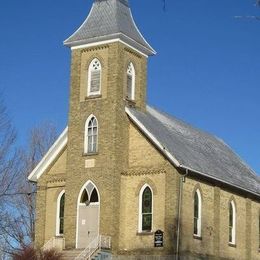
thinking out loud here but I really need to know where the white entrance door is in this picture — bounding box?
[77,182,100,249]
[78,205,99,248]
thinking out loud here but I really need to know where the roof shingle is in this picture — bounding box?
[126,106,260,196]
[64,0,155,55]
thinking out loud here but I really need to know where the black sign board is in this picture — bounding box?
[154,230,163,247]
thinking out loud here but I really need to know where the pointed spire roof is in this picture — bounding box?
[64,0,155,55]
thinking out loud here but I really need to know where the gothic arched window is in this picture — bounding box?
[56,190,65,236]
[80,183,99,206]
[88,58,101,96]
[126,62,135,100]
[194,189,202,237]
[139,185,153,232]
[229,200,236,244]
[84,115,98,154]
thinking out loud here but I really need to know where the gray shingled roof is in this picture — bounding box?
[127,106,260,196]
[64,0,155,55]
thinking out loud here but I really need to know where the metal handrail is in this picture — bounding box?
[75,235,111,260]
[42,236,65,251]
[42,237,55,251]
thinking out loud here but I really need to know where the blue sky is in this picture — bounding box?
[0,0,259,173]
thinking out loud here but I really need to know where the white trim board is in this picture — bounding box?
[70,38,150,58]
[28,127,68,182]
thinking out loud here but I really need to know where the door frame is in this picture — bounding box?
[76,180,100,249]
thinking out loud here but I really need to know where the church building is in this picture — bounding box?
[28,0,260,259]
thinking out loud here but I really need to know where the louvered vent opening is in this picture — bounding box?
[90,70,101,93]
[127,74,132,99]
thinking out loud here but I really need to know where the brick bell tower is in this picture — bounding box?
[63,0,155,250]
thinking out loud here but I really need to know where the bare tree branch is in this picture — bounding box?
[0,121,57,257]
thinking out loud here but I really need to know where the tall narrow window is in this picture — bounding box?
[126,62,135,100]
[229,200,236,244]
[88,58,101,96]
[56,191,65,236]
[139,185,152,232]
[84,115,98,154]
[194,189,202,237]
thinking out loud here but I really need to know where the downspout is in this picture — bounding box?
[176,168,188,260]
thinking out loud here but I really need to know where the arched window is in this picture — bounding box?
[80,183,99,205]
[194,189,202,237]
[229,200,236,244]
[84,115,98,154]
[139,185,153,232]
[88,58,101,96]
[56,190,65,236]
[126,62,135,100]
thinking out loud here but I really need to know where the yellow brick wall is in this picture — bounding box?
[118,120,177,255]
[119,173,166,253]
[46,148,67,176]
[34,39,260,259]
[128,123,167,168]
[218,190,247,259]
[44,184,65,243]
[34,148,67,247]
[79,47,109,101]
[64,42,148,250]
[251,201,260,260]
[180,177,260,259]
[181,178,215,256]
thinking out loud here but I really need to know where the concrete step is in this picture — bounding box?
[61,248,111,260]
[91,250,112,260]
[62,249,83,260]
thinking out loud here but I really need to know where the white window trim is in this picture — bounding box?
[127,62,135,100]
[194,189,202,237]
[87,58,101,96]
[56,190,65,236]
[229,200,236,245]
[76,180,100,249]
[84,114,98,154]
[138,184,153,233]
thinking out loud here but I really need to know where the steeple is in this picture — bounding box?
[64,0,155,56]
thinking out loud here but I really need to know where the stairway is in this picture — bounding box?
[61,248,111,260]
[91,250,112,260]
[61,249,83,260]
[61,235,111,260]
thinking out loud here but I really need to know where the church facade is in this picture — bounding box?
[28,0,260,259]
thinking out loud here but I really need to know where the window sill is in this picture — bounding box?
[136,231,154,236]
[193,235,202,240]
[228,243,236,248]
[85,94,102,100]
[82,152,98,157]
[55,235,64,238]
